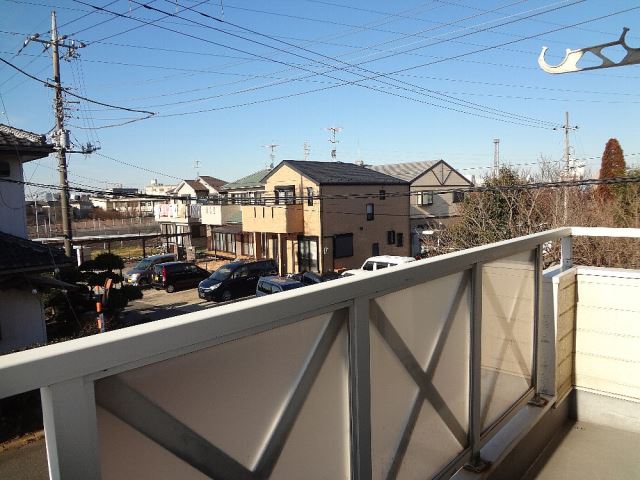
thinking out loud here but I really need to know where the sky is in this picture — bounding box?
[1,0,640,195]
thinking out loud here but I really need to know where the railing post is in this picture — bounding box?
[465,263,491,473]
[349,297,372,480]
[560,235,573,271]
[41,378,101,480]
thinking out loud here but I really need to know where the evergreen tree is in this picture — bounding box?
[596,138,626,201]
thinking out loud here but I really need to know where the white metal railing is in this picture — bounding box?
[1,227,638,479]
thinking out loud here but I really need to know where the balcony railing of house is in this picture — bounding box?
[154,203,201,222]
[200,204,242,226]
[0,227,638,479]
[241,203,304,234]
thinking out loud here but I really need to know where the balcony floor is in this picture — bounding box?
[530,421,640,480]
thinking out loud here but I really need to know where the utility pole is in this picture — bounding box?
[24,11,85,256]
[264,143,278,169]
[493,139,500,176]
[326,126,342,161]
[555,111,579,223]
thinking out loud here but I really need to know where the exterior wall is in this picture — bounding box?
[144,184,176,196]
[575,268,640,400]
[0,289,46,354]
[201,204,242,226]
[0,157,28,238]
[320,184,410,272]
[410,164,470,224]
[241,204,303,234]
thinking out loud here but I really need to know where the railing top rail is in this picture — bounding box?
[570,226,640,238]
[0,227,572,398]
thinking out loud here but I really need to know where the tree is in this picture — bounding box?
[596,138,626,201]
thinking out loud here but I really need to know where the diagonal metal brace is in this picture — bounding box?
[538,27,640,74]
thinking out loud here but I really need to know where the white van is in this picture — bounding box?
[341,255,416,277]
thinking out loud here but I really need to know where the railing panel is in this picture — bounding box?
[95,311,350,479]
[369,272,471,479]
[480,250,536,430]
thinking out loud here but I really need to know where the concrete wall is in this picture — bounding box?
[0,157,28,238]
[0,289,46,354]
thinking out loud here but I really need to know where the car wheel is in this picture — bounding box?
[166,284,176,293]
[221,290,232,302]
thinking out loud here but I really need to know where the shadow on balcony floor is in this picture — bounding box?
[527,421,640,480]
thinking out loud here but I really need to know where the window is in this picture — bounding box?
[366,203,374,221]
[387,230,396,245]
[307,187,314,206]
[379,189,386,200]
[372,243,380,256]
[232,266,249,279]
[275,186,296,205]
[334,233,353,258]
[0,161,9,177]
[396,233,404,247]
[453,191,465,203]
[420,191,434,205]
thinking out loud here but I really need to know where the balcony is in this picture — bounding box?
[154,203,201,224]
[241,203,303,234]
[200,204,242,226]
[0,227,638,479]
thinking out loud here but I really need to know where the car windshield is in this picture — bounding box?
[210,266,233,281]
[135,258,153,269]
[362,261,376,271]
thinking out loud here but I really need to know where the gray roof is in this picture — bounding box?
[198,175,227,189]
[221,169,270,191]
[270,160,407,185]
[0,124,54,160]
[0,231,72,276]
[367,160,439,182]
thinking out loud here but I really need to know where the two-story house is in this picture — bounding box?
[0,124,72,354]
[241,160,410,275]
[368,160,473,255]
[200,169,270,258]
[154,176,227,249]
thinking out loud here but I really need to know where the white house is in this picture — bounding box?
[0,124,73,354]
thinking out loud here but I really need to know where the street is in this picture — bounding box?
[122,287,215,325]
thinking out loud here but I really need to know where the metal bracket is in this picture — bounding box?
[528,394,550,408]
[538,27,640,74]
[463,458,492,473]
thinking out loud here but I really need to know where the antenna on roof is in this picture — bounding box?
[193,159,201,178]
[263,143,279,169]
[303,140,310,161]
[326,126,342,161]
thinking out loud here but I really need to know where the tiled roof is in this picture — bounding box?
[367,160,440,182]
[272,160,408,185]
[198,175,227,189]
[0,231,72,275]
[183,180,208,192]
[0,124,53,156]
[220,169,270,191]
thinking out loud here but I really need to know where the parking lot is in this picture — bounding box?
[122,287,217,325]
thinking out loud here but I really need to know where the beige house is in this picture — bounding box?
[241,160,410,274]
[368,160,473,254]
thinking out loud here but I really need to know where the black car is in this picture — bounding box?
[288,271,342,285]
[198,259,278,302]
[151,261,210,293]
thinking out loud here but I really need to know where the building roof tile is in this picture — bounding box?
[367,160,440,182]
[0,124,54,159]
[221,169,270,191]
[270,160,407,185]
[0,231,73,276]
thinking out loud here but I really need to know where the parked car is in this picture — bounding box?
[341,255,416,277]
[198,259,278,302]
[151,261,210,293]
[125,253,176,286]
[288,271,342,285]
[256,276,305,297]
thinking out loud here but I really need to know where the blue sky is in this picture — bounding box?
[1,0,640,194]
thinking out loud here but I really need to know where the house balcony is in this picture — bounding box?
[154,203,201,224]
[200,204,242,226]
[1,227,638,479]
[241,203,303,234]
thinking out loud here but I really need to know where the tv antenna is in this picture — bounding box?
[326,126,342,161]
[264,143,279,169]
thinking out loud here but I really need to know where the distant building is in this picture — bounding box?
[144,179,177,196]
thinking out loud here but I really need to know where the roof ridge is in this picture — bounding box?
[0,124,46,143]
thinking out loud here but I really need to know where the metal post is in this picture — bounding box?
[34,199,39,237]
[560,235,573,271]
[349,297,372,479]
[465,262,491,472]
[530,245,551,405]
[40,378,101,480]
[142,237,146,258]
